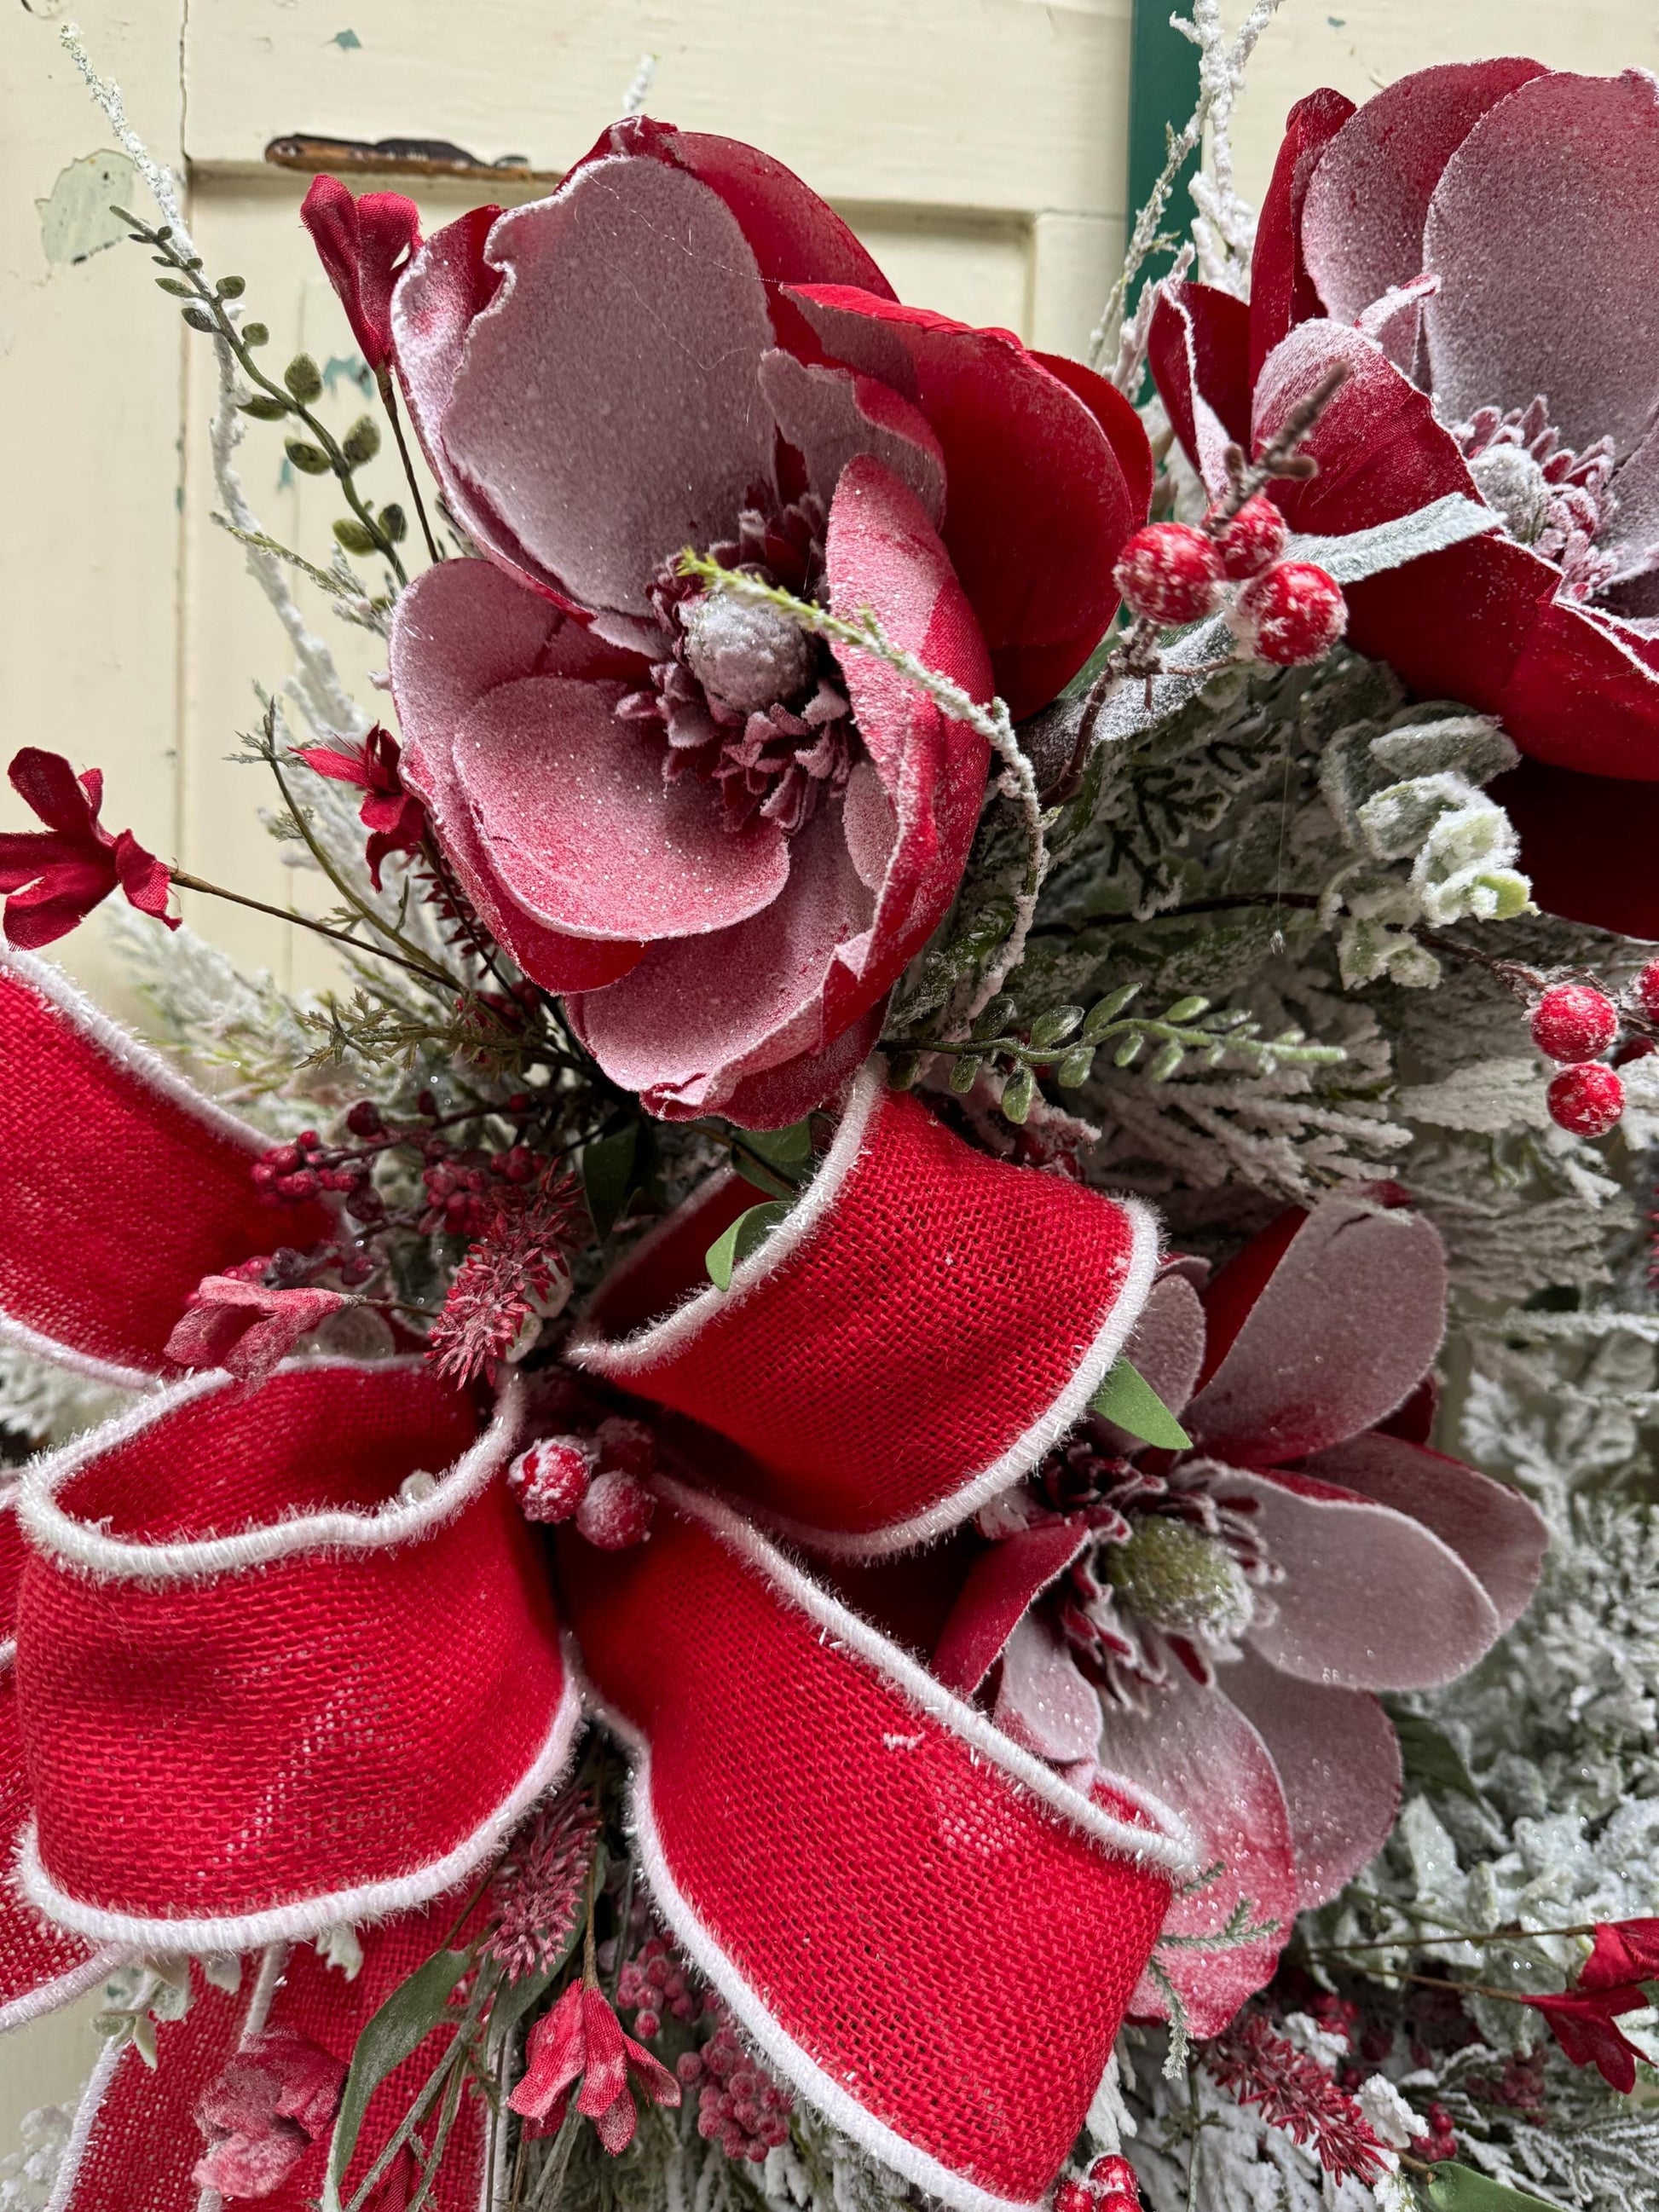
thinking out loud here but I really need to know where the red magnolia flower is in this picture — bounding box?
[297,725,426,889]
[383,118,1151,1123]
[969,1189,1549,2033]
[508,1981,679,2152]
[299,176,421,373]
[0,747,176,950]
[1149,64,1659,939]
[165,1272,350,1387]
[193,2026,346,2198]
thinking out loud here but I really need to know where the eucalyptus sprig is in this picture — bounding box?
[116,206,408,583]
[886,982,1345,1123]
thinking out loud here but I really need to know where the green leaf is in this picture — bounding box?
[581,1123,639,1239]
[380,501,408,544]
[1000,1065,1036,1123]
[971,992,1017,1042]
[341,413,381,466]
[332,517,379,556]
[242,321,270,346]
[706,1199,792,1290]
[731,1118,813,1198]
[1055,1043,1095,1089]
[240,393,291,421]
[322,1947,468,2212]
[216,274,246,298]
[1090,1356,1192,1448]
[1028,1005,1084,1051]
[182,304,216,332]
[1390,1710,1485,1805]
[285,351,324,402]
[1164,994,1210,1022]
[948,1052,983,1094]
[1425,2163,1564,2212]
[1082,984,1142,1042]
[1147,1039,1186,1083]
[155,276,194,297]
[285,438,332,476]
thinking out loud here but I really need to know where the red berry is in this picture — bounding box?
[507,1436,593,1524]
[1230,560,1347,665]
[1055,2184,1095,2212]
[1530,982,1619,1062]
[575,1468,655,1549]
[633,2008,661,2040]
[1113,523,1224,627]
[1635,958,1659,1025]
[1208,494,1286,580]
[1546,1061,1625,1139]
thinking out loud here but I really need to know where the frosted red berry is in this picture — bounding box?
[1113,523,1224,627]
[1530,983,1619,1063]
[1055,2183,1095,2212]
[1208,494,1286,580]
[1088,2154,1142,2210]
[1546,1061,1625,1139]
[1231,560,1347,665]
[1633,958,1659,1025]
[507,1436,593,1525]
[575,1468,655,1549]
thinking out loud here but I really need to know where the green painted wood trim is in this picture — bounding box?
[1127,0,1201,274]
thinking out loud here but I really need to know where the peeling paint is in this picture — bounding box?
[37,151,137,267]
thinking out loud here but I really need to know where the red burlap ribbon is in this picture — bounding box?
[0,947,1189,2212]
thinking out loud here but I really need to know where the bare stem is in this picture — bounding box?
[378,367,442,564]
[170,869,454,987]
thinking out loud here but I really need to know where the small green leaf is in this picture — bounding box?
[948,1052,983,1094]
[1164,994,1211,1023]
[1000,1065,1035,1123]
[1090,1356,1192,1448]
[242,321,270,346]
[181,304,216,333]
[1113,1032,1144,1067]
[706,1199,792,1290]
[284,351,324,402]
[332,517,379,555]
[885,1049,922,1090]
[240,393,291,421]
[1390,1711,1485,1805]
[155,275,194,297]
[380,501,408,544]
[731,1118,814,1196]
[341,413,381,465]
[1028,1004,1084,1051]
[322,1947,468,2212]
[285,438,332,476]
[1082,983,1142,1042]
[217,274,246,298]
[1055,1043,1095,1088]
[581,1123,639,1239]
[1425,2164,1564,2212]
[971,992,1017,1042]
[1147,1039,1186,1083]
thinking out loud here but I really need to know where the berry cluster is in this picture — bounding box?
[676,2007,794,2163]
[507,1416,657,1550]
[1054,2153,1142,2212]
[1112,499,1347,667]
[616,1931,702,2039]
[1529,964,1659,1141]
[253,1093,546,1237]
[1408,2101,1460,2166]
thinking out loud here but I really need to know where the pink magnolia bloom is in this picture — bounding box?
[193,2026,345,2198]
[165,1272,350,1387]
[1151,64,1659,939]
[384,118,1151,1123]
[508,1980,679,2153]
[300,176,421,373]
[971,1191,1549,2034]
[297,725,426,889]
[0,748,176,950]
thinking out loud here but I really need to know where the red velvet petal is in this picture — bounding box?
[566,803,874,1117]
[1098,1668,1297,2037]
[704,998,887,1132]
[573,117,897,360]
[1303,1431,1548,1637]
[932,1520,1090,1695]
[9,747,105,843]
[1220,1466,1503,1690]
[1496,596,1659,780]
[300,176,421,371]
[1185,1194,1447,1466]
[389,558,647,989]
[759,349,945,522]
[1249,87,1356,384]
[442,158,777,621]
[1495,758,1659,938]
[453,675,790,939]
[1030,349,1157,535]
[1119,1269,1207,1421]
[791,286,1137,715]
[1147,280,1253,496]
[1301,61,1546,331]
[1222,1649,1402,1911]
[1425,68,1659,459]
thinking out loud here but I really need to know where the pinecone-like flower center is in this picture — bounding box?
[679,596,815,715]
[1104,1514,1255,1638]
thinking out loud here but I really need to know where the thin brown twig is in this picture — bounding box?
[170,869,454,986]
